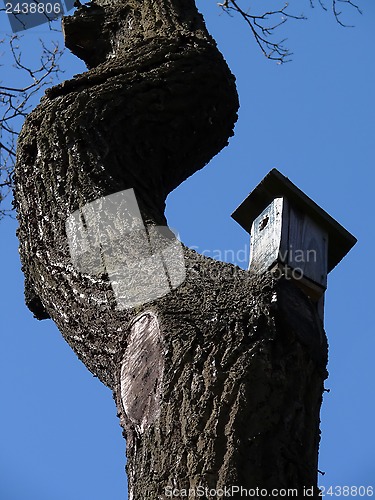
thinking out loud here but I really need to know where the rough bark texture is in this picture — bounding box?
[14,0,328,498]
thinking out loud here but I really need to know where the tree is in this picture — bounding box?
[0,0,361,214]
[11,0,360,498]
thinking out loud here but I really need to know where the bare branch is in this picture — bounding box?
[219,1,306,63]
[0,141,16,157]
[309,0,362,25]
[332,0,362,27]
[219,0,362,62]
[0,34,64,218]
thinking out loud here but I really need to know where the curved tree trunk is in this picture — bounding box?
[14,0,327,498]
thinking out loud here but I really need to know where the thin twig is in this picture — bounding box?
[0,34,64,218]
[219,1,306,63]
[219,0,362,62]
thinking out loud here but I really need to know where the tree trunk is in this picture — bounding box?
[14,0,328,498]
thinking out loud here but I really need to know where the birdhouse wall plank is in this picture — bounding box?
[249,197,287,274]
[286,205,328,288]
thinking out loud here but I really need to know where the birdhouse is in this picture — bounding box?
[231,169,357,320]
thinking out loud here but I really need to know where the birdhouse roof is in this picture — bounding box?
[231,168,357,273]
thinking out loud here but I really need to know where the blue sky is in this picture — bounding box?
[1,1,374,498]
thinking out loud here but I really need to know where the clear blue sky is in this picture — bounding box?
[1,1,374,498]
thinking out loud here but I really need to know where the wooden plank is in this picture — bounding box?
[249,197,285,274]
[286,205,328,288]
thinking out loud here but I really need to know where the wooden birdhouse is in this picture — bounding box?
[231,169,357,320]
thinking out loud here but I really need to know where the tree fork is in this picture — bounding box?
[14,0,327,497]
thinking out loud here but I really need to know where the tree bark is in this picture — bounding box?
[14,0,328,498]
